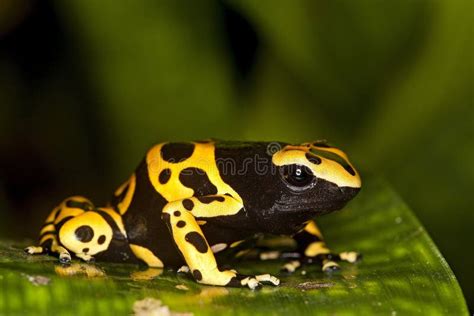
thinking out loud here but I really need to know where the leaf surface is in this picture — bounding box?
[0,178,467,315]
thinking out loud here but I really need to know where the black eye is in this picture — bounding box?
[280,165,316,189]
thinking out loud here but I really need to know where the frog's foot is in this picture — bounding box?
[57,247,72,264]
[316,251,362,272]
[228,273,280,290]
[284,220,362,272]
[177,265,190,274]
[279,251,361,273]
[24,246,46,255]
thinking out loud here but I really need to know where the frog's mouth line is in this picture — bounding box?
[259,204,324,220]
[276,203,344,214]
[276,196,353,210]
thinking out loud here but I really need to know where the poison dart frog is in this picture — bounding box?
[26,140,361,289]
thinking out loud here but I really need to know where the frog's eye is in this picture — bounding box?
[280,164,316,189]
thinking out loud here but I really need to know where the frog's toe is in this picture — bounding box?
[255,274,280,286]
[228,275,260,290]
[244,277,261,290]
[281,260,301,273]
[59,252,72,264]
[24,246,44,255]
[322,260,340,272]
[340,251,362,263]
[228,273,279,290]
[259,250,281,261]
[177,265,190,274]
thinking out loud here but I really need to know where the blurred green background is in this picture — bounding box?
[0,0,472,309]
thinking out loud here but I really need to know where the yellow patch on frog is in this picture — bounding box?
[54,196,92,224]
[129,244,164,268]
[34,196,93,249]
[40,224,54,235]
[304,221,323,239]
[58,212,113,256]
[97,207,127,237]
[189,195,242,218]
[272,143,361,188]
[304,241,330,257]
[114,173,136,215]
[162,203,237,286]
[322,260,340,271]
[39,233,55,245]
[44,206,61,224]
[146,142,243,209]
[39,224,55,244]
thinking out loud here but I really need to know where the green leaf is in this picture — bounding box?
[0,177,467,315]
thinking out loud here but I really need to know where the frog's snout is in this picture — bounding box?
[339,186,360,202]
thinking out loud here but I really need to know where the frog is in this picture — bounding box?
[25,140,361,289]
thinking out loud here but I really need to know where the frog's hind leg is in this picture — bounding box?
[283,220,361,273]
[25,196,95,263]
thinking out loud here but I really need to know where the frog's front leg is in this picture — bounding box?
[162,196,279,289]
[281,220,361,273]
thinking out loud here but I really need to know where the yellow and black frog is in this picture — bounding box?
[26,140,361,289]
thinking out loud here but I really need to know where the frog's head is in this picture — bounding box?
[253,141,361,234]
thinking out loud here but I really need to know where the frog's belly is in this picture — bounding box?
[122,210,183,267]
[200,222,256,246]
[122,211,257,268]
